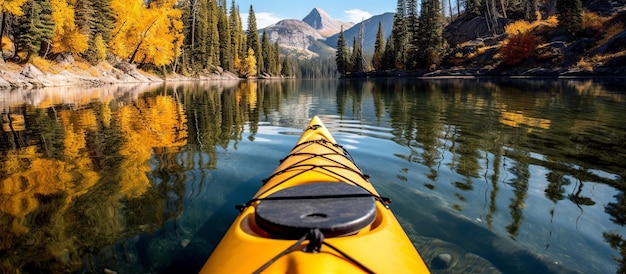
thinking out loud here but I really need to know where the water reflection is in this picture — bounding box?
[0,79,625,273]
[330,78,626,273]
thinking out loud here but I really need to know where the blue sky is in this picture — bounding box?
[234,1,396,29]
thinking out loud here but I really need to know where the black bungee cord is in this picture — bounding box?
[252,228,376,274]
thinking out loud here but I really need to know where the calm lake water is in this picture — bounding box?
[1,79,625,273]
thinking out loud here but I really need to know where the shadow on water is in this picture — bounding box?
[158,176,262,273]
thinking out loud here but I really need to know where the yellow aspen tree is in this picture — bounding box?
[50,0,89,54]
[233,53,242,73]
[242,47,256,78]
[109,0,143,59]
[0,0,27,15]
[131,2,183,66]
[109,0,183,66]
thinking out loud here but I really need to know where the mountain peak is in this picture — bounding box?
[302,7,354,37]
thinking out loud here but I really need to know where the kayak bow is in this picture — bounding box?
[200,116,430,273]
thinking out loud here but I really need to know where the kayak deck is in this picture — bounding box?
[200,116,430,273]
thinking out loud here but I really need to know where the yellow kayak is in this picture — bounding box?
[200,116,430,273]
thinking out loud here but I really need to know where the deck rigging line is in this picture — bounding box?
[252,228,375,274]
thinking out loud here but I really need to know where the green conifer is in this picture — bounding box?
[246,5,261,76]
[335,26,348,75]
[15,0,55,60]
[372,21,385,71]
[556,0,582,34]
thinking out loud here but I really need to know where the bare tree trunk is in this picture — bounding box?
[1,12,5,61]
[129,19,158,64]
[191,0,198,49]
[485,0,499,36]
[448,0,454,20]
[442,0,447,22]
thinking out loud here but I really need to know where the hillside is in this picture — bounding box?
[432,4,626,77]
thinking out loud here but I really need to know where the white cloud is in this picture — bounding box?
[241,12,284,30]
[344,9,372,22]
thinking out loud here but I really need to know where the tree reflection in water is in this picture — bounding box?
[1,79,626,273]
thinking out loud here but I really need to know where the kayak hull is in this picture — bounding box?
[200,116,430,273]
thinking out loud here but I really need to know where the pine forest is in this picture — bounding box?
[1,0,284,78]
[1,0,625,79]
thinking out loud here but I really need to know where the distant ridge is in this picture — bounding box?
[302,7,354,37]
[260,8,390,59]
[263,19,332,58]
[324,12,394,54]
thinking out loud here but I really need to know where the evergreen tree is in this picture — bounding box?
[281,57,293,76]
[218,4,231,70]
[406,0,419,69]
[372,21,385,71]
[556,0,582,34]
[350,36,363,73]
[84,0,114,63]
[415,0,443,68]
[15,0,55,60]
[261,29,271,74]
[391,0,408,69]
[76,0,97,61]
[229,0,244,71]
[74,0,94,35]
[246,5,261,76]
[382,34,395,70]
[207,0,220,67]
[191,0,209,70]
[335,26,348,75]
[465,0,481,17]
[271,41,281,75]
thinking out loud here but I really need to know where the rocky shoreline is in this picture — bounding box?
[0,60,241,90]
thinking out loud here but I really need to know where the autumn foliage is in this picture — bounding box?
[500,32,538,65]
[499,20,541,66]
[50,0,89,54]
[109,0,183,67]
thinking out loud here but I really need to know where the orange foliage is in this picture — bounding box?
[0,144,99,235]
[116,95,187,197]
[0,0,27,16]
[500,32,537,65]
[505,20,537,35]
[505,16,559,35]
[582,10,608,33]
[31,56,60,73]
[233,53,242,73]
[50,0,89,54]
[110,0,183,66]
[545,15,559,28]
[1,37,13,52]
[240,48,257,77]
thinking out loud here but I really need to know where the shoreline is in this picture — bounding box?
[2,60,626,90]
